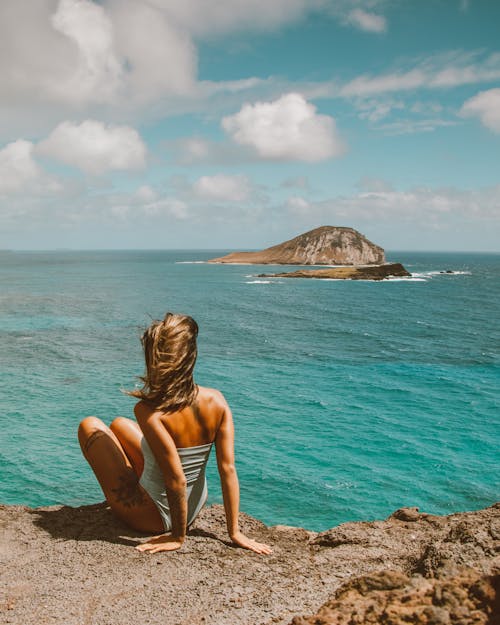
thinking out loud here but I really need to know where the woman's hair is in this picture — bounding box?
[127,312,199,412]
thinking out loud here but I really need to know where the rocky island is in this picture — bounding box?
[1,502,498,624]
[209,226,411,280]
[209,226,386,266]
[259,263,411,281]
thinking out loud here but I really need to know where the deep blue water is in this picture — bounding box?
[0,250,498,530]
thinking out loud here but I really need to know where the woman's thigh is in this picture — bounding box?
[78,417,163,533]
[110,416,144,477]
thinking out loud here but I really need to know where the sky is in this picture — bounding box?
[0,0,499,251]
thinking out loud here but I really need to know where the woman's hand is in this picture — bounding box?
[230,531,272,555]
[136,534,184,554]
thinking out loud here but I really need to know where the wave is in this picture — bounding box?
[412,270,472,278]
[174,261,207,264]
[245,279,273,284]
[319,276,428,282]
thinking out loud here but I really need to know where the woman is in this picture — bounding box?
[78,313,272,555]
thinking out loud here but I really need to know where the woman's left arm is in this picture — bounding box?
[215,395,272,555]
[134,402,187,552]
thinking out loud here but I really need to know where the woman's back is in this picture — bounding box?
[134,386,224,449]
[135,387,225,532]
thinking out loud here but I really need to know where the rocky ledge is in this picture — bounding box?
[1,502,498,625]
[258,262,411,281]
[209,226,385,266]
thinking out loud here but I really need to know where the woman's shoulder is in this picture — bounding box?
[133,399,159,422]
[197,386,228,409]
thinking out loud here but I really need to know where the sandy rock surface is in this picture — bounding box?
[1,503,499,625]
[290,569,499,625]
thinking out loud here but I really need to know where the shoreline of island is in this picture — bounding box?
[257,262,411,280]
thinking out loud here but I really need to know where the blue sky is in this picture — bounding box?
[0,0,499,251]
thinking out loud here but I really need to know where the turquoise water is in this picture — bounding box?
[0,250,498,531]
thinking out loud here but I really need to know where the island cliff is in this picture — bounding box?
[209,226,386,266]
[1,502,498,624]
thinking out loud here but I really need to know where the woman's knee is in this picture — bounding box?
[110,416,134,432]
[78,416,107,448]
[110,417,142,443]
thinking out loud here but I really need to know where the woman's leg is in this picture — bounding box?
[78,417,163,534]
[110,416,144,477]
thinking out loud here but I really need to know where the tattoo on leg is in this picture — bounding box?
[83,429,107,456]
[111,469,145,508]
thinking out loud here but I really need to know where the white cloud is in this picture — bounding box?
[172,135,269,166]
[50,0,123,103]
[36,120,147,174]
[340,52,500,97]
[430,59,500,87]
[178,137,212,162]
[286,196,311,215]
[460,88,500,133]
[0,0,197,126]
[346,9,387,33]
[222,93,345,162]
[410,101,443,114]
[355,98,405,122]
[341,70,426,98]
[0,2,499,142]
[107,0,197,100]
[0,0,323,125]
[3,174,499,250]
[284,185,500,223]
[0,140,41,193]
[374,119,458,135]
[0,139,61,195]
[0,0,124,108]
[0,2,70,104]
[193,174,251,202]
[135,185,158,202]
[143,0,324,37]
[139,197,189,219]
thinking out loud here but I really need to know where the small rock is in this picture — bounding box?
[390,507,423,522]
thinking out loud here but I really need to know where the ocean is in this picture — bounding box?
[0,250,498,531]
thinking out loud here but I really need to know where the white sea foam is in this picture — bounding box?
[324,481,356,491]
[389,276,427,282]
[413,270,472,277]
[307,276,428,282]
[175,261,206,264]
[245,279,272,284]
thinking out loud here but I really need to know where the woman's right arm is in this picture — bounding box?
[215,395,272,555]
[134,401,188,551]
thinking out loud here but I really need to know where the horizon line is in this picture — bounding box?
[2,248,500,255]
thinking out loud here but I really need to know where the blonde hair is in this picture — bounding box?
[128,313,199,412]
